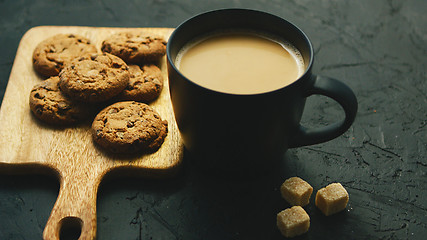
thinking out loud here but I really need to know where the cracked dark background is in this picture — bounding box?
[0,0,426,239]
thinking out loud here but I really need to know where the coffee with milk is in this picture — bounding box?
[175,31,305,94]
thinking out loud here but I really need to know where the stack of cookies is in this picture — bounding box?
[30,32,168,154]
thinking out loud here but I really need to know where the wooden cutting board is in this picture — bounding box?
[0,26,183,240]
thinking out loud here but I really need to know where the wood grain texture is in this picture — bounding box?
[0,26,183,240]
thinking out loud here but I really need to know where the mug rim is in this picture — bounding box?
[167,8,315,96]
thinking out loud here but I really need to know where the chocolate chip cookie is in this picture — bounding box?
[101,31,167,64]
[33,34,98,77]
[29,76,92,125]
[59,53,130,103]
[92,101,168,153]
[117,64,163,103]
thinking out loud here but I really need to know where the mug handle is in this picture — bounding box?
[289,75,358,148]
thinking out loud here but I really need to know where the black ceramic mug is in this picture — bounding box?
[167,9,357,172]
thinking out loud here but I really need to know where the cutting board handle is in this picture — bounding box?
[43,173,100,240]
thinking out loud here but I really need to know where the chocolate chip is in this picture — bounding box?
[57,101,70,110]
[34,92,44,99]
[112,62,122,68]
[99,68,107,77]
[36,107,43,116]
[108,108,118,114]
[116,132,124,139]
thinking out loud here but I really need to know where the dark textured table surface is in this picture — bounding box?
[0,0,426,239]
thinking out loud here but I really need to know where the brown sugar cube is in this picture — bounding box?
[280,177,313,206]
[315,183,349,216]
[276,206,310,238]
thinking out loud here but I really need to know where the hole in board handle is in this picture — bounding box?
[59,216,83,240]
